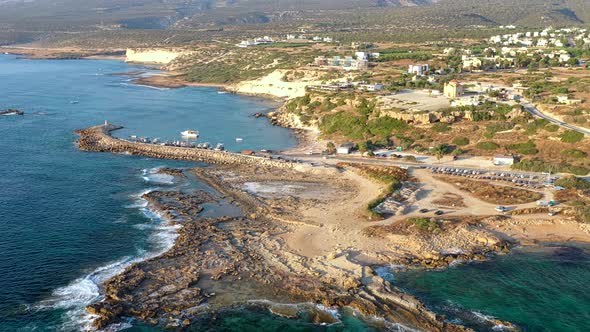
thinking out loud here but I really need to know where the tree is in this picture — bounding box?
[432,143,451,160]
[326,142,336,154]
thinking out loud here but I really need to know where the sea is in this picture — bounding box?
[1,54,589,332]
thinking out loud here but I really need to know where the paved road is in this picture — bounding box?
[522,101,590,136]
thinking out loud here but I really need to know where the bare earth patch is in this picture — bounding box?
[434,175,543,205]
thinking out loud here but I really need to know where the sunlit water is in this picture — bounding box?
[2,54,587,332]
[389,245,590,332]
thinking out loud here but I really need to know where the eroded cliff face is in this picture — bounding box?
[125,49,186,64]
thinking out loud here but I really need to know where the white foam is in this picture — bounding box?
[141,167,175,185]
[38,182,181,331]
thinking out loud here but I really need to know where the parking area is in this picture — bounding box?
[428,166,557,190]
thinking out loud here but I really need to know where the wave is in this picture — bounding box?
[141,167,175,185]
[37,184,180,331]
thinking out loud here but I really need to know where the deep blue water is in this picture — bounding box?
[0,54,298,331]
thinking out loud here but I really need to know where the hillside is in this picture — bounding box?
[0,0,589,46]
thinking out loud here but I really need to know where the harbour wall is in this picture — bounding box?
[76,124,295,169]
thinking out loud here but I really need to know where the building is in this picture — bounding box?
[408,64,430,76]
[462,56,482,70]
[493,155,515,166]
[337,143,355,154]
[444,80,464,99]
[358,83,384,92]
[557,95,582,105]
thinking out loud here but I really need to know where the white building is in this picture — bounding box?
[493,155,515,166]
[408,64,430,76]
[337,143,355,154]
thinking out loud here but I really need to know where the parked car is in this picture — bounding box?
[495,206,508,212]
[419,208,429,213]
[434,210,444,216]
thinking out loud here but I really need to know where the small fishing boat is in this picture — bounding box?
[70,100,79,104]
[0,109,24,116]
[235,137,243,142]
[214,143,225,151]
[181,130,199,138]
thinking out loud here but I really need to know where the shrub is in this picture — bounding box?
[452,137,470,146]
[476,141,500,151]
[407,217,440,233]
[555,176,590,190]
[545,124,559,132]
[560,130,585,143]
[507,140,539,155]
[432,122,451,133]
[562,149,587,159]
[367,116,408,139]
[512,158,589,175]
[319,112,367,140]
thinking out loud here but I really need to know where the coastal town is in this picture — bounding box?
[2,1,590,331]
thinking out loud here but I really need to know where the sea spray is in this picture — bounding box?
[37,184,182,331]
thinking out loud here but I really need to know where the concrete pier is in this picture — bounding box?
[76,124,295,169]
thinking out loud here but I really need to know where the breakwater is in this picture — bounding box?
[76,124,295,169]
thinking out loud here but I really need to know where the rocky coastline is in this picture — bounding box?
[84,163,518,331]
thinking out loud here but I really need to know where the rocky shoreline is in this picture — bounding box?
[84,164,518,331]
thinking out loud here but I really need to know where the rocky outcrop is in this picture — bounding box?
[75,124,294,169]
[380,109,470,124]
[86,180,473,332]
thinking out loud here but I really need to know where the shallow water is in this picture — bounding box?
[391,245,590,331]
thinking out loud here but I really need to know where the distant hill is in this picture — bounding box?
[0,0,588,45]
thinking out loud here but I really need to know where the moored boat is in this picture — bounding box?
[181,130,199,138]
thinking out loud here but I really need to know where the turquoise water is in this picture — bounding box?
[2,54,589,332]
[392,245,590,331]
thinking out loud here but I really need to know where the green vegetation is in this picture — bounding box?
[376,49,434,62]
[476,141,500,151]
[555,176,590,190]
[507,140,539,155]
[407,217,440,233]
[525,119,549,134]
[545,124,560,132]
[320,112,367,140]
[452,137,470,146]
[432,143,452,160]
[318,96,408,143]
[560,130,585,144]
[512,158,589,175]
[562,149,588,159]
[432,122,452,133]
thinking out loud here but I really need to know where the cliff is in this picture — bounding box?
[125,48,187,65]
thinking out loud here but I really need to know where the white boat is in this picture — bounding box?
[235,137,243,142]
[215,143,225,151]
[181,130,199,138]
